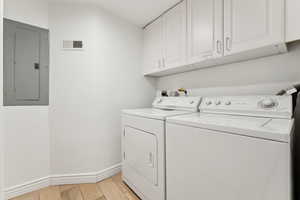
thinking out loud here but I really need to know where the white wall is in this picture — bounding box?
[3,0,155,193]
[157,42,300,90]
[3,0,51,190]
[4,0,48,28]
[49,3,156,175]
[3,108,50,188]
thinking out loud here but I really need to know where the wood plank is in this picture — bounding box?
[60,186,83,200]
[96,197,107,200]
[112,173,127,193]
[79,183,104,200]
[112,173,140,200]
[123,191,140,200]
[97,178,128,200]
[111,173,127,193]
[10,174,139,200]
[11,191,40,200]
[40,186,62,200]
[59,185,77,192]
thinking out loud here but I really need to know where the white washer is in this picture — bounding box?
[122,97,202,200]
[166,96,294,200]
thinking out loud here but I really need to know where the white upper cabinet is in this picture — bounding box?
[223,0,285,56]
[286,0,300,42]
[143,18,163,74]
[143,0,287,76]
[187,0,223,64]
[143,1,186,74]
[163,1,187,69]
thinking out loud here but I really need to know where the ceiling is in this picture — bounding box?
[48,0,180,27]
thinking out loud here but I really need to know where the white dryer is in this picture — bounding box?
[122,97,202,200]
[166,96,294,200]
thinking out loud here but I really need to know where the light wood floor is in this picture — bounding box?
[10,173,140,200]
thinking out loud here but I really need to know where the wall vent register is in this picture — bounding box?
[63,40,84,50]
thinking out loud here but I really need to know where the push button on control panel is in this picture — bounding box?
[259,98,277,109]
[215,100,221,105]
[206,101,212,105]
[225,101,231,105]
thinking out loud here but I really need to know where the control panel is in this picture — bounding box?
[153,97,202,111]
[200,96,293,119]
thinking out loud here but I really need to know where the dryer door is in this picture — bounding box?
[124,126,158,185]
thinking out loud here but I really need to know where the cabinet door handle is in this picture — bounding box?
[34,63,40,70]
[157,60,161,69]
[162,58,165,68]
[216,40,222,54]
[226,37,232,51]
[148,152,154,168]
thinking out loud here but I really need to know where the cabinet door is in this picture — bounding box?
[224,0,284,56]
[143,18,163,74]
[286,0,300,42]
[187,0,223,64]
[163,1,187,69]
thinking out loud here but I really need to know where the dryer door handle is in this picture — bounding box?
[148,152,154,168]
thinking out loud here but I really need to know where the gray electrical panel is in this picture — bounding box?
[4,19,49,106]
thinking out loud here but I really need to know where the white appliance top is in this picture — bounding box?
[167,95,294,142]
[167,113,294,142]
[122,97,202,120]
[200,95,293,119]
[122,108,197,120]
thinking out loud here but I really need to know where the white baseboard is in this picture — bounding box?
[4,163,121,200]
[4,177,50,200]
[50,164,121,185]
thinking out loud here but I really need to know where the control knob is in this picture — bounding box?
[225,101,231,105]
[260,98,277,109]
[206,101,212,105]
[215,100,221,105]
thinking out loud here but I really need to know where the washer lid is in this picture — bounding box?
[167,113,294,142]
[122,108,196,120]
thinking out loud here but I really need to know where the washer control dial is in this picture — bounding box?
[260,98,277,109]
